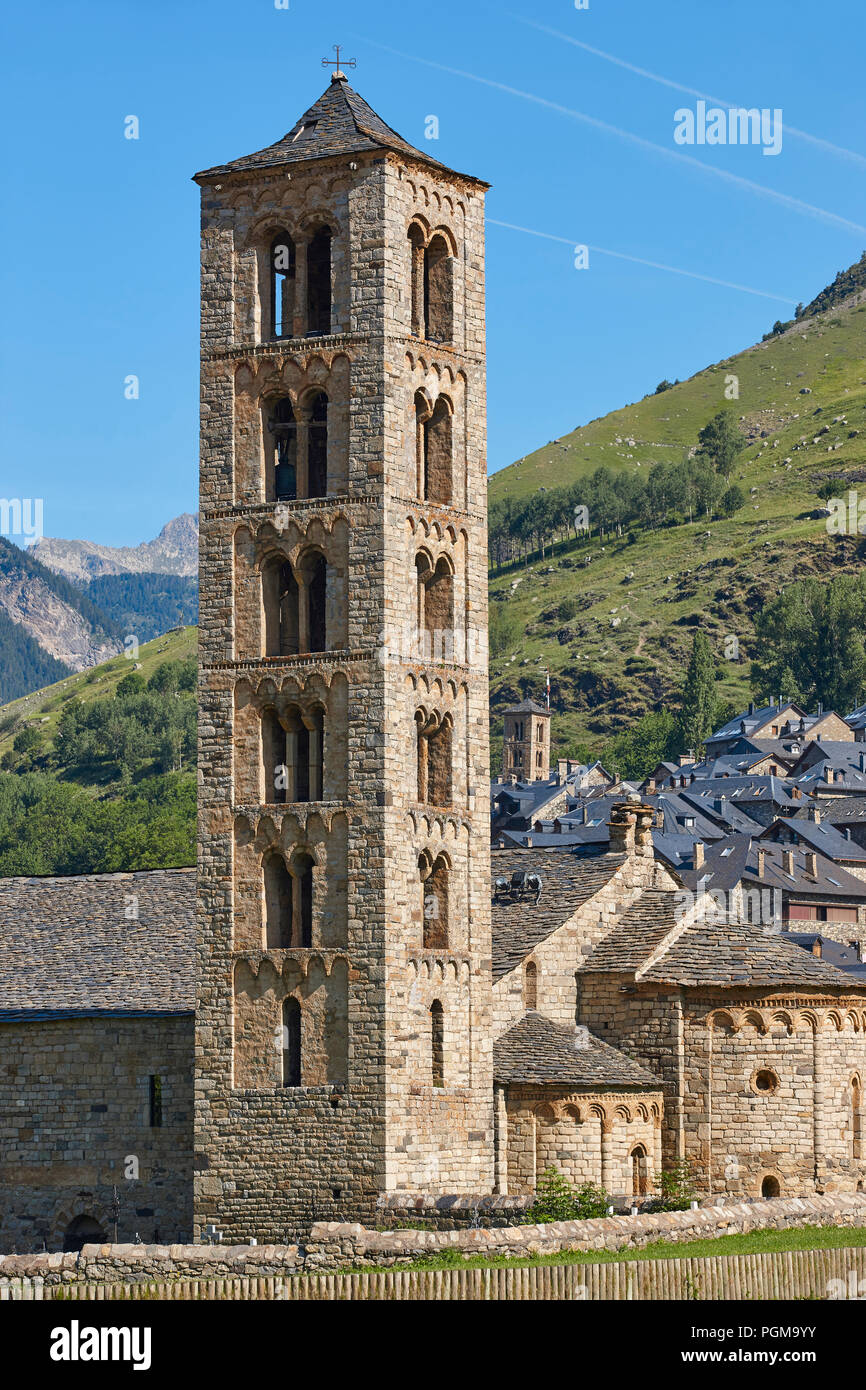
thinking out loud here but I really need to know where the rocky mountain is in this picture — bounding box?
[31,513,199,583]
[0,539,123,693]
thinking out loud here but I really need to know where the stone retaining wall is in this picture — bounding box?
[2,1193,864,1283]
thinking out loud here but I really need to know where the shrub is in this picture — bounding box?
[524,1166,611,1224]
[557,596,579,622]
[644,1159,697,1212]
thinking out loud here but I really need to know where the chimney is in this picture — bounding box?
[609,800,654,856]
[748,701,756,716]
[646,777,657,795]
[812,939,823,958]
[860,752,866,773]
[805,851,817,878]
[693,841,705,870]
[817,702,823,716]
[581,804,588,825]
[756,847,765,878]
[808,804,821,823]
[783,849,795,876]
[526,835,533,848]
[824,767,835,784]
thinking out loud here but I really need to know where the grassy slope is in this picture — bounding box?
[0,625,198,758]
[339,1223,866,1272]
[488,293,866,757]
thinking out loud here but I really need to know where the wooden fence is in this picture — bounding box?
[2,1246,864,1300]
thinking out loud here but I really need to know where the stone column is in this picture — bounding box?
[493,1084,508,1194]
[293,238,308,338]
[600,1114,615,1194]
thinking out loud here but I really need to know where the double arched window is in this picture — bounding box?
[262,551,328,657]
[414,392,453,505]
[261,705,325,803]
[419,851,449,950]
[263,849,314,949]
[408,225,454,343]
[267,224,332,339]
[415,552,454,662]
[415,711,452,806]
[266,392,329,501]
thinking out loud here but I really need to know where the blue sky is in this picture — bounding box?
[1,0,864,547]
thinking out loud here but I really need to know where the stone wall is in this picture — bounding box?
[579,977,866,1196]
[0,1016,193,1253]
[3,1193,864,1280]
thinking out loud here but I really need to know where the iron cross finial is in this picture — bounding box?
[322,45,356,80]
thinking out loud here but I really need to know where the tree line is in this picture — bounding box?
[489,411,746,568]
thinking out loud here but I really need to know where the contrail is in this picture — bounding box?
[516,18,866,168]
[488,219,798,303]
[355,38,866,236]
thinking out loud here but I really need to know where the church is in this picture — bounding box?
[1,71,865,1253]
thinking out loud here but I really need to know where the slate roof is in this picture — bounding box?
[503,699,550,716]
[757,816,866,863]
[491,849,625,981]
[577,888,866,992]
[493,1012,660,1088]
[579,891,681,973]
[641,920,865,991]
[194,75,487,184]
[0,869,196,1021]
[784,934,866,979]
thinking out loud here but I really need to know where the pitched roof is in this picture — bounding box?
[493,1012,660,1088]
[641,919,865,991]
[0,869,196,1020]
[503,699,550,716]
[194,75,487,184]
[578,887,866,992]
[491,849,625,981]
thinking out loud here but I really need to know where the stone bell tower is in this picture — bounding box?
[193,68,493,1239]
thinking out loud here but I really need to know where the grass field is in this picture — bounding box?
[339,1223,866,1273]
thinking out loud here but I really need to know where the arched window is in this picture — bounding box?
[270,232,296,339]
[415,554,454,662]
[261,707,287,804]
[281,997,302,1087]
[269,397,297,501]
[425,234,454,342]
[524,960,538,1010]
[427,717,452,806]
[292,852,314,948]
[430,999,444,1087]
[407,225,454,343]
[263,558,299,658]
[420,852,449,950]
[306,226,332,335]
[281,705,325,803]
[305,553,327,652]
[306,390,328,498]
[264,851,293,948]
[761,1174,781,1198]
[416,713,452,806]
[408,224,426,337]
[424,397,453,505]
[853,1075,863,1161]
[630,1145,649,1197]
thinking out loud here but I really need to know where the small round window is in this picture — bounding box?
[753,1069,779,1094]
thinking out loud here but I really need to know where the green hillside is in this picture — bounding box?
[487,271,866,763]
[0,627,198,876]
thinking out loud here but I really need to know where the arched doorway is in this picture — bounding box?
[63,1215,107,1253]
[761,1174,781,1198]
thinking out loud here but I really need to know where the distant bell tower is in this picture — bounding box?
[193,68,493,1239]
[503,699,551,782]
